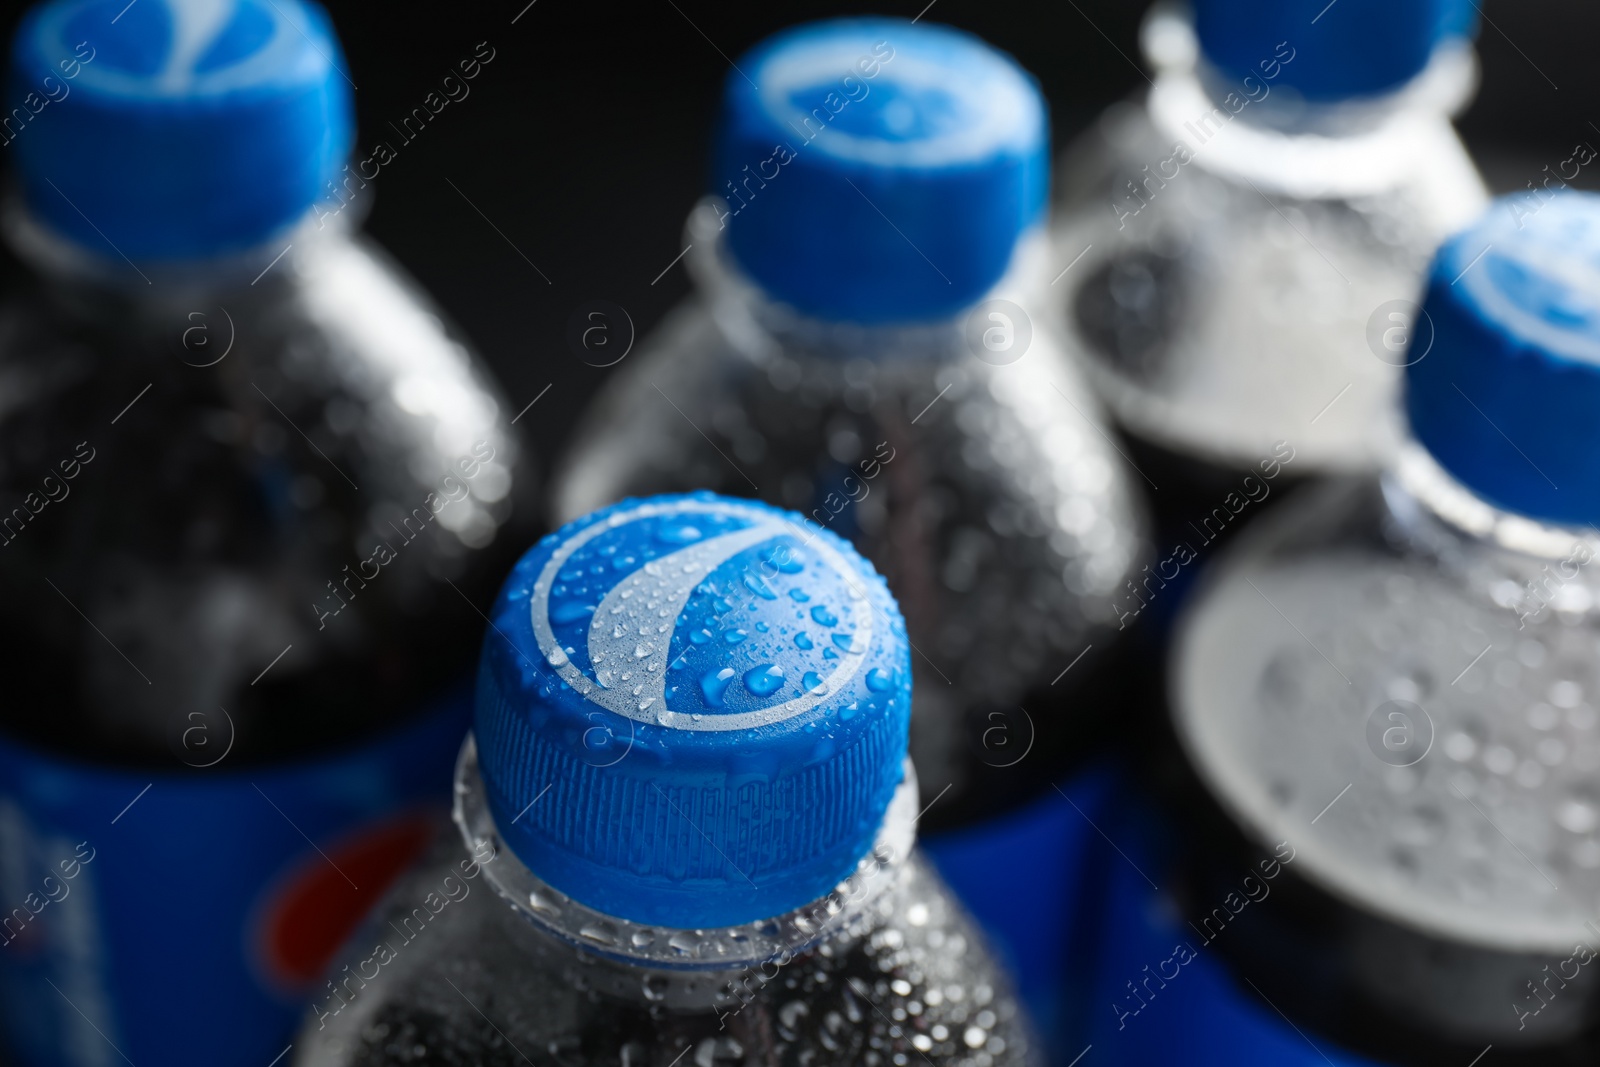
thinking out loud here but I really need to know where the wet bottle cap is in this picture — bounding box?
[712,17,1048,325]
[1407,191,1600,528]
[1193,0,1470,101]
[8,0,354,260]
[475,493,914,929]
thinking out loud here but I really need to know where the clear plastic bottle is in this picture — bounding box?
[293,493,1037,1067]
[1081,193,1600,1064]
[0,3,532,1065]
[1052,0,1488,562]
[550,20,1146,1045]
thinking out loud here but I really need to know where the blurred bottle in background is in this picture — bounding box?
[550,18,1147,1052]
[294,492,1037,1067]
[0,2,532,1065]
[1081,193,1600,1064]
[1052,0,1489,613]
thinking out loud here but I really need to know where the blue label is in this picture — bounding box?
[0,688,470,1067]
[922,765,1115,1067]
[1080,798,1389,1067]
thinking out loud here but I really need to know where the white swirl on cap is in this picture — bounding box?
[29,0,315,98]
[753,29,1041,170]
[1454,203,1600,366]
[529,499,875,732]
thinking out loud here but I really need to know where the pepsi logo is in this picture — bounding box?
[35,0,324,98]
[531,500,878,732]
[252,811,436,993]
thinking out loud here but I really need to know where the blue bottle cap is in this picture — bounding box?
[8,0,353,261]
[475,493,913,929]
[1407,191,1600,528]
[1193,0,1465,101]
[712,18,1048,325]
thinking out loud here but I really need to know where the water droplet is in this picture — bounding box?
[1516,759,1545,789]
[642,975,670,1001]
[789,588,810,602]
[810,605,839,627]
[551,601,595,624]
[546,648,569,668]
[1444,726,1481,762]
[744,664,785,697]
[794,633,814,650]
[1551,680,1585,708]
[667,932,699,955]
[527,890,561,916]
[1392,806,1444,848]
[1557,788,1600,834]
[631,929,656,948]
[832,633,855,651]
[763,547,805,574]
[657,523,702,544]
[744,573,778,600]
[690,628,712,645]
[701,667,737,707]
[866,668,893,692]
[779,1000,809,1033]
[1528,703,1560,730]
[634,643,652,659]
[579,921,618,946]
[802,671,826,693]
[724,629,749,645]
[1484,744,1517,775]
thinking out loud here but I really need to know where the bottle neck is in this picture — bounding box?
[1142,4,1478,137]
[453,734,919,1012]
[684,197,1052,367]
[1,187,368,318]
[1382,442,1600,627]
[1136,5,1477,202]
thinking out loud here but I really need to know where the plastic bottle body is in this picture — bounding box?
[1083,445,1600,1062]
[0,211,533,1067]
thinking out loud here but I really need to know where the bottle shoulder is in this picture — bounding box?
[1051,93,1488,473]
[0,235,536,761]
[294,835,1035,1067]
[1172,473,1600,956]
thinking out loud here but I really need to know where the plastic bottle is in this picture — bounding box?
[292,491,1037,1067]
[550,19,1147,1047]
[1083,192,1600,1064]
[1052,0,1488,581]
[0,2,532,1064]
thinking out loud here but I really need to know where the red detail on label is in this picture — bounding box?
[257,813,436,990]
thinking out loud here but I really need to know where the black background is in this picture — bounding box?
[8,0,1596,480]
